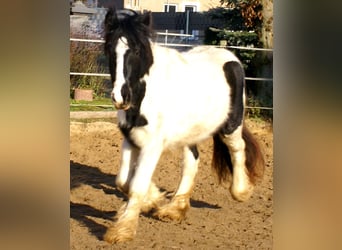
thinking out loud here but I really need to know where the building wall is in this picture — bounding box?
[124,0,221,12]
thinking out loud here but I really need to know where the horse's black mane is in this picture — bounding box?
[104,7,154,81]
[104,8,153,137]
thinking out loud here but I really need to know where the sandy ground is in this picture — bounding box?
[70,118,273,249]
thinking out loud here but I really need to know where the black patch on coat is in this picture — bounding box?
[220,61,245,135]
[118,78,148,148]
[118,125,139,149]
[189,145,199,160]
[122,49,148,128]
[119,79,148,133]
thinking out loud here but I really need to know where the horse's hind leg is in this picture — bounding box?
[214,60,262,201]
[220,125,254,201]
[155,145,199,221]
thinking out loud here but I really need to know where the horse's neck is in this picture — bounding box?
[151,42,181,58]
[150,43,186,72]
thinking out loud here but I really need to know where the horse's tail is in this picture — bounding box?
[212,125,264,185]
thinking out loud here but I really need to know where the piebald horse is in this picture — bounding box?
[103,8,264,243]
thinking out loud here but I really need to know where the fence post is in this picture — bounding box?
[185,10,190,35]
[165,29,168,44]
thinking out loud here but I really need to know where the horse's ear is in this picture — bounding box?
[138,11,152,28]
[104,7,119,32]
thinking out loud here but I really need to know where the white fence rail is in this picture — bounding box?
[69,72,272,82]
[70,35,273,110]
[70,37,273,51]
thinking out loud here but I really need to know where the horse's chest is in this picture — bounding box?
[117,109,150,147]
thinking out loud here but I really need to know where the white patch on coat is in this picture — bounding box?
[175,146,199,196]
[112,37,129,105]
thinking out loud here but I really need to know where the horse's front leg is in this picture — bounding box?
[115,139,139,194]
[155,145,199,221]
[104,142,163,243]
[116,139,165,215]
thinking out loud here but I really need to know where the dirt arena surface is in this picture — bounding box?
[70,118,273,249]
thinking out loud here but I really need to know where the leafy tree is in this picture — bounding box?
[205,1,263,74]
[220,0,263,32]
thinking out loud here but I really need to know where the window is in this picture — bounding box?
[184,5,197,12]
[164,4,177,13]
[126,0,139,9]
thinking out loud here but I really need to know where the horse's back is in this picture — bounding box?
[184,46,240,64]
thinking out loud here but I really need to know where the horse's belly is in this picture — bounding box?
[130,97,229,148]
[161,100,229,147]
[165,124,217,147]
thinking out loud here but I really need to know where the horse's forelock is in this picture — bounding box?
[117,9,138,20]
[105,8,152,45]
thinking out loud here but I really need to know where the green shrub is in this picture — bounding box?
[70,40,107,98]
[246,95,273,120]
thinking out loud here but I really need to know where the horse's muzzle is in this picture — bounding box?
[111,91,131,110]
[113,102,130,110]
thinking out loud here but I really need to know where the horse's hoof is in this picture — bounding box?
[154,207,186,222]
[104,216,138,244]
[104,225,136,244]
[154,196,190,222]
[230,183,254,202]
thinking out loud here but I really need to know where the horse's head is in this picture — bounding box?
[104,8,153,110]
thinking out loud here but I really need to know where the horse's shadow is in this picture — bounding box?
[70,202,115,240]
[70,160,220,240]
[190,199,221,209]
[70,161,123,240]
[71,161,120,196]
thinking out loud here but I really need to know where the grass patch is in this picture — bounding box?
[70,117,117,123]
[70,97,115,112]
